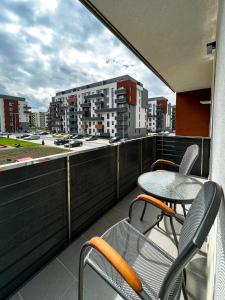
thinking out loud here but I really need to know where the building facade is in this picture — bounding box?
[0,95,30,132]
[30,112,47,129]
[147,97,169,132]
[49,75,148,138]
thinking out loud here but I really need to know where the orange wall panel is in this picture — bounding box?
[117,80,137,105]
[176,89,211,137]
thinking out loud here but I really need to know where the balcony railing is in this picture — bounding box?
[115,88,127,95]
[81,116,104,121]
[0,135,210,299]
[115,97,127,104]
[80,103,91,108]
[84,93,104,99]
[95,107,128,113]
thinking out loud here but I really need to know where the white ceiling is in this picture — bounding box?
[80,0,218,92]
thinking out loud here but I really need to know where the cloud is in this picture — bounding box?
[0,0,175,111]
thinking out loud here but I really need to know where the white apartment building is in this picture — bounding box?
[31,112,47,129]
[147,97,171,133]
[50,75,148,138]
[0,95,30,132]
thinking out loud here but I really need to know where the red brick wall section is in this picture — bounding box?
[117,80,137,105]
[3,99,19,132]
[176,89,211,137]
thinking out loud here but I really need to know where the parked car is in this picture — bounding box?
[39,131,49,135]
[64,140,83,148]
[109,136,121,144]
[54,138,69,145]
[17,134,30,139]
[73,134,84,139]
[23,135,40,140]
[86,136,98,141]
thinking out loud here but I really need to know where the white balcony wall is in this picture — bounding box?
[210,0,225,299]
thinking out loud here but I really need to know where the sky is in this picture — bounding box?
[0,0,175,111]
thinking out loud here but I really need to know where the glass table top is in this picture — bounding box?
[138,171,207,204]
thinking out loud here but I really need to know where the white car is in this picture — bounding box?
[23,135,40,140]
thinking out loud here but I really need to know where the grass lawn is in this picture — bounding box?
[0,137,41,148]
[0,146,69,165]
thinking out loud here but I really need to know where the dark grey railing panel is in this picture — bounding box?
[142,136,156,173]
[69,147,117,237]
[156,136,210,177]
[119,140,141,198]
[0,158,68,299]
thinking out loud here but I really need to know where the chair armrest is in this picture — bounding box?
[151,159,179,171]
[89,237,143,293]
[136,194,175,216]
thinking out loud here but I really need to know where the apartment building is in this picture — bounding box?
[147,97,169,132]
[0,94,30,132]
[30,112,47,129]
[171,105,176,132]
[49,75,148,138]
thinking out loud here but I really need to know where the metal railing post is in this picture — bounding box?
[140,138,143,174]
[116,144,120,201]
[66,155,71,241]
[201,138,204,177]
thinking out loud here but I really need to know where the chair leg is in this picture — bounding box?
[140,201,147,221]
[182,280,188,300]
[170,216,178,247]
[182,204,187,217]
[79,243,89,300]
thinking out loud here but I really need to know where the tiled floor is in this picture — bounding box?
[10,188,207,300]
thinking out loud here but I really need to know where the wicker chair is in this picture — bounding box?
[79,181,221,300]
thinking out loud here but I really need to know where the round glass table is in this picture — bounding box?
[138,171,206,204]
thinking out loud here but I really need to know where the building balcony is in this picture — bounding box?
[95,124,104,129]
[115,115,128,121]
[84,93,105,100]
[0,135,210,300]
[81,116,104,121]
[115,97,127,104]
[95,107,128,113]
[115,124,128,129]
[115,88,127,95]
[80,103,91,108]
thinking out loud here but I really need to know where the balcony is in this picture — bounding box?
[80,103,91,108]
[95,107,128,113]
[115,88,127,95]
[81,116,104,121]
[115,115,128,121]
[115,97,127,104]
[95,123,104,129]
[84,93,104,99]
[115,124,128,129]
[0,135,210,299]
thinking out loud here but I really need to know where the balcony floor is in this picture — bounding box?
[10,188,207,300]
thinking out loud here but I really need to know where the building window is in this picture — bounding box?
[112,121,114,125]
[107,121,110,127]
[89,129,91,134]
[112,129,114,133]
[112,113,114,117]
[107,113,109,119]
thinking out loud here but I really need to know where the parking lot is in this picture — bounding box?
[11,133,110,153]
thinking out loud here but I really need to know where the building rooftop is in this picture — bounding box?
[55,74,143,96]
[0,94,26,101]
